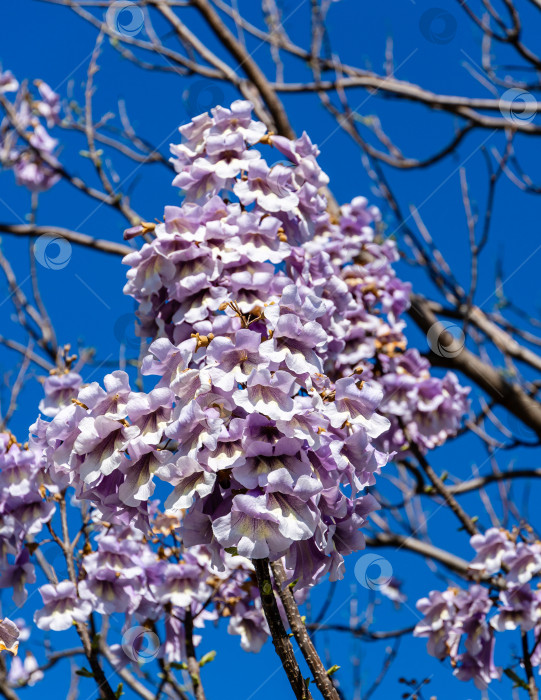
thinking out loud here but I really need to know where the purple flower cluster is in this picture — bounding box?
[29,102,416,589]
[0,437,271,672]
[414,585,500,689]
[33,344,387,590]
[123,100,468,456]
[0,434,54,606]
[375,350,469,452]
[31,513,269,657]
[309,198,469,452]
[0,100,473,683]
[0,419,273,678]
[414,528,541,689]
[0,69,60,192]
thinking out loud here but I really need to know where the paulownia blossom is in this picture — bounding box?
[0,69,60,192]
[414,527,541,690]
[0,427,270,664]
[123,101,468,457]
[0,618,19,655]
[33,101,406,591]
[0,100,470,695]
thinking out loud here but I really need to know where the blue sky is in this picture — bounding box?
[1,1,541,698]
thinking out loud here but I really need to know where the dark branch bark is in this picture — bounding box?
[404,429,479,536]
[409,295,541,439]
[56,497,117,700]
[523,632,539,700]
[0,224,132,257]
[253,558,312,700]
[305,623,415,640]
[450,468,541,494]
[184,610,206,700]
[365,533,471,576]
[190,0,295,139]
[0,655,19,700]
[270,561,340,700]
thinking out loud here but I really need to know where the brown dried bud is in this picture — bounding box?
[141,221,156,234]
[258,132,274,146]
[191,332,214,349]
